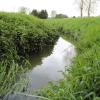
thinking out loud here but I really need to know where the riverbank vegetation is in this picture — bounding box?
[0,12,59,97]
[0,12,100,99]
[35,17,100,99]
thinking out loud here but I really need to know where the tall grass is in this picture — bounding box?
[0,12,59,57]
[0,12,59,97]
[34,17,100,99]
[0,12,100,99]
[0,61,28,98]
[0,36,29,98]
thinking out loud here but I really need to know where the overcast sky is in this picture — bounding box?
[0,0,100,17]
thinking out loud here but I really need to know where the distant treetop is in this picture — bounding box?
[30,9,48,19]
[55,14,68,18]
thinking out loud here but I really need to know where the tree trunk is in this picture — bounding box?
[88,0,91,17]
[80,0,84,17]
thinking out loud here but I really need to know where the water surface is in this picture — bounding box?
[6,37,76,100]
[27,37,76,92]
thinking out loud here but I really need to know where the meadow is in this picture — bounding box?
[0,12,100,100]
[35,17,100,100]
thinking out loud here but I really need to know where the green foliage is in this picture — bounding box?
[38,10,48,19]
[1,12,100,99]
[0,61,28,97]
[34,17,100,99]
[30,9,38,17]
[0,12,58,97]
[0,12,58,57]
[31,9,48,19]
[55,14,68,18]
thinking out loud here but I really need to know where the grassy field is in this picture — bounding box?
[0,12,100,99]
[35,17,100,100]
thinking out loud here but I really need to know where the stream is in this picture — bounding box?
[6,37,76,100]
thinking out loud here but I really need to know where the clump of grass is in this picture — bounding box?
[0,61,28,98]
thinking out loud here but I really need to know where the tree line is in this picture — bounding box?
[19,7,48,19]
[30,9,48,19]
[19,8,68,19]
[19,0,100,19]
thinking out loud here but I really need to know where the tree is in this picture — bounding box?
[76,0,99,17]
[75,0,84,17]
[85,0,99,17]
[85,0,92,17]
[51,10,56,18]
[19,7,28,14]
[80,0,84,17]
[30,9,48,19]
[30,9,38,17]
[55,14,68,18]
[38,10,48,19]
[76,0,84,17]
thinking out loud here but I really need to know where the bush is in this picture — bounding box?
[0,12,59,57]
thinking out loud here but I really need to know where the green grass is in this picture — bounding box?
[0,12,59,57]
[34,17,100,99]
[0,61,28,97]
[0,12,59,97]
[0,12,100,99]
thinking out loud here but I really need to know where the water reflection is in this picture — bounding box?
[27,37,76,92]
[29,46,54,68]
[5,37,76,100]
